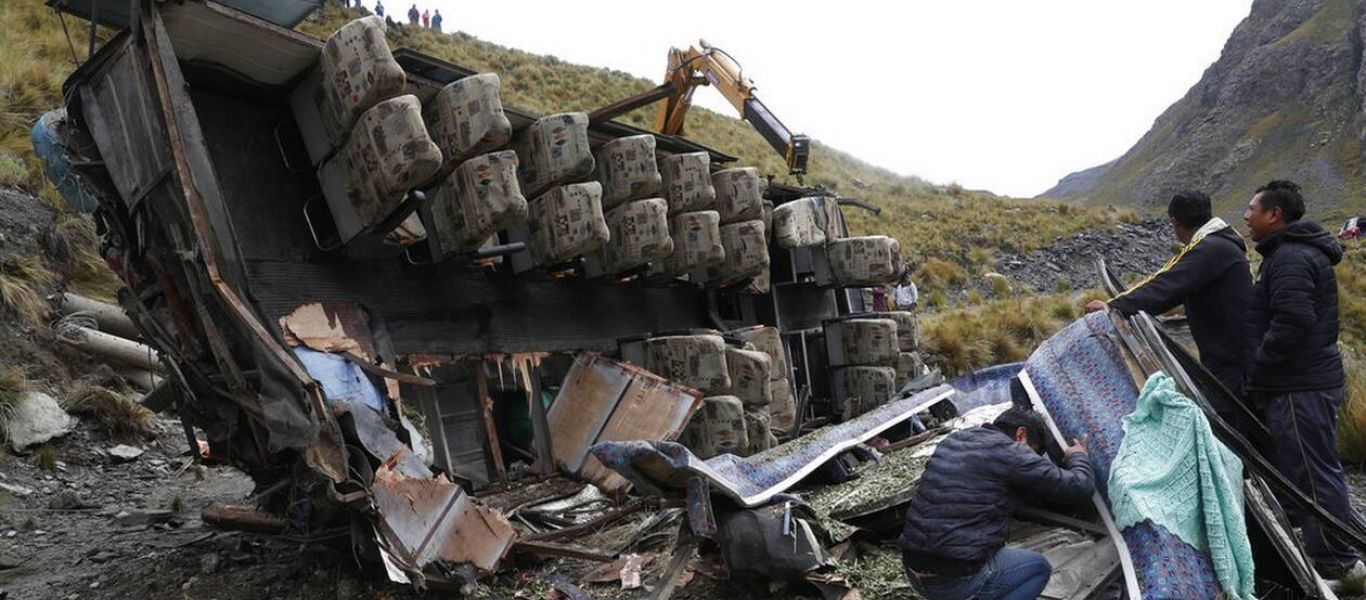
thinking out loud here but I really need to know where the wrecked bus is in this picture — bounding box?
[39,0,920,586]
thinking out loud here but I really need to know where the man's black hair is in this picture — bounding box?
[991,406,1049,448]
[1167,190,1212,229]
[1254,180,1306,223]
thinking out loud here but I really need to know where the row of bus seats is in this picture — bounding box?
[290,17,903,293]
[627,329,795,459]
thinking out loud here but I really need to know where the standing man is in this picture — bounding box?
[407,4,420,25]
[1244,179,1364,591]
[1086,190,1252,427]
[374,0,384,17]
[431,9,443,32]
[898,407,1094,600]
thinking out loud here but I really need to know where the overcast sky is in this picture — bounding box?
[400,1,1253,198]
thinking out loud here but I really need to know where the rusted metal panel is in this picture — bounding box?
[78,39,172,211]
[548,354,702,494]
[371,461,516,576]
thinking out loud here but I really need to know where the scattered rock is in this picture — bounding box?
[106,445,144,463]
[335,578,359,600]
[0,482,35,497]
[7,392,75,452]
[200,553,221,575]
[114,508,176,527]
[47,489,92,510]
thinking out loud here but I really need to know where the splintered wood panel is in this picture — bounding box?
[577,373,701,494]
[546,355,633,474]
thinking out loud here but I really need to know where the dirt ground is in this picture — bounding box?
[3,413,1366,600]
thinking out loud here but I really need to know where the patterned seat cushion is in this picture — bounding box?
[595,135,662,209]
[516,113,595,198]
[724,346,772,409]
[424,150,526,257]
[829,318,899,367]
[773,197,830,249]
[708,220,769,285]
[659,152,716,214]
[878,311,920,352]
[319,95,442,243]
[423,73,511,173]
[527,182,609,266]
[643,334,730,395]
[743,410,778,456]
[826,236,902,287]
[728,325,787,376]
[713,167,765,224]
[664,210,724,275]
[314,16,406,153]
[768,377,796,432]
[601,198,673,274]
[678,396,748,459]
[896,351,925,384]
[835,366,898,420]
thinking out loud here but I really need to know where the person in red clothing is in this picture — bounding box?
[422,9,430,27]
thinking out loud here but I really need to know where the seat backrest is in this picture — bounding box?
[317,17,406,149]
[659,152,715,214]
[708,220,769,285]
[423,73,512,175]
[423,150,525,258]
[516,113,594,198]
[825,235,903,287]
[595,135,661,209]
[772,197,830,249]
[664,210,724,275]
[320,95,442,243]
[724,346,772,410]
[829,318,899,367]
[712,167,764,224]
[643,334,731,394]
[601,197,672,274]
[837,366,897,419]
[527,181,608,266]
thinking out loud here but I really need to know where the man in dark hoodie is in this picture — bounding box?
[1244,179,1364,591]
[1086,190,1253,428]
[898,407,1094,600]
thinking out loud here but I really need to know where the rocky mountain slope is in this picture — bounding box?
[1042,0,1366,221]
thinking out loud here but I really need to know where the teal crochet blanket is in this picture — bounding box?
[1107,373,1254,599]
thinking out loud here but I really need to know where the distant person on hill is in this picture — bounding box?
[1085,190,1252,429]
[407,4,419,25]
[432,9,443,32]
[1242,179,1364,593]
[898,407,1094,600]
[422,9,430,27]
[894,272,918,311]
[374,0,384,16]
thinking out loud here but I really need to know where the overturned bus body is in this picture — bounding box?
[41,0,921,586]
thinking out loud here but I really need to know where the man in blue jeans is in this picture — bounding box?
[898,407,1094,600]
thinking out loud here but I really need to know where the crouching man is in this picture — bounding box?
[897,407,1095,600]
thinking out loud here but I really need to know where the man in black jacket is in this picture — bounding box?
[1244,179,1364,591]
[898,407,1093,600]
[1087,190,1253,430]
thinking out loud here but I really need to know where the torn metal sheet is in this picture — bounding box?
[333,398,431,479]
[279,302,376,361]
[589,385,955,507]
[547,354,702,494]
[371,461,517,579]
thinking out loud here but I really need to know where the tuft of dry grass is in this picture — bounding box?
[921,290,1105,376]
[64,384,154,441]
[1337,347,1366,465]
[41,212,121,302]
[0,256,53,327]
[33,443,56,470]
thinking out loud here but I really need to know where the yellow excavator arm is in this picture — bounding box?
[590,40,811,179]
